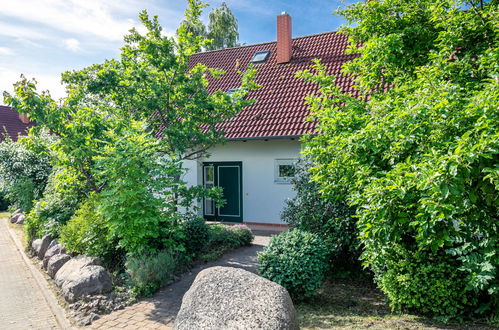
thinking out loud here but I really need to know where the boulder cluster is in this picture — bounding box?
[30,236,113,303]
[9,209,25,225]
[9,209,121,326]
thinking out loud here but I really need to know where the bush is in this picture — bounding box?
[180,216,210,257]
[227,224,254,246]
[24,168,84,242]
[298,0,498,318]
[60,194,125,270]
[0,130,54,212]
[199,224,254,262]
[0,189,9,211]
[281,159,360,270]
[125,249,176,296]
[376,247,474,320]
[258,229,328,300]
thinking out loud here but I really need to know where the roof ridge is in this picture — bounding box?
[192,30,341,56]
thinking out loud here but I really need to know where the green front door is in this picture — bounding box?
[203,162,242,222]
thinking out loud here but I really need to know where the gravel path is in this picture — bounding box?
[0,217,64,330]
[89,231,275,330]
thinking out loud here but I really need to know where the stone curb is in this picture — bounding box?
[3,217,74,330]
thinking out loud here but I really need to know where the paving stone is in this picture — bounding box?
[0,217,61,329]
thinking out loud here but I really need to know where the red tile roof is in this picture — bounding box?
[0,105,36,141]
[189,31,358,140]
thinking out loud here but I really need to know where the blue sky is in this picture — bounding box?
[0,0,358,103]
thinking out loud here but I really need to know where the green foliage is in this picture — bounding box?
[4,0,258,259]
[125,249,176,296]
[199,224,254,261]
[298,0,498,318]
[376,246,475,320]
[180,216,210,256]
[258,229,329,300]
[60,194,124,269]
[0,130,54,212]
[95,123,185,254]
[206,2,239,50]
[24,167,85,242]
[281,159,360,270]
[0,189,9,211]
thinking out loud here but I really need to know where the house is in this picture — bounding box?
[183,13,358,226]
[0,105,35,142]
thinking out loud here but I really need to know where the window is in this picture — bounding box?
[250,50,270,63]
[274,159,296,183]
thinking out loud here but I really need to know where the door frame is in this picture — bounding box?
[202,161,243,223]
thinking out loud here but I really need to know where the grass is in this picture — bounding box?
[296,278,496,330]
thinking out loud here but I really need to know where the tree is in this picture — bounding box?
[206,2,239,51]
[298,0,497,319]
[177,0,207,51]
[3,0,258,253]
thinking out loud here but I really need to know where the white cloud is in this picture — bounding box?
[64,38,81,52]
[0,67,66,103]
[0,47,14,55]
[1,0,141,41]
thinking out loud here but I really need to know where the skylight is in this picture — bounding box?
[250,50,270,63]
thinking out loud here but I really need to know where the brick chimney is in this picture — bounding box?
[19,113,30,124]
[276,12,292,64]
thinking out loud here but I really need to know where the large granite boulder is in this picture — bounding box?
[174,266,297,330]
[47,254,71,278]
[55,256,111,302]
[37,235,52,260]
[43,242,66,269]
[9,209,22,223]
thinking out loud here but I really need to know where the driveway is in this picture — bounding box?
[0,216,68,329]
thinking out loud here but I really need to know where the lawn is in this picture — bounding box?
[296,279,496,330]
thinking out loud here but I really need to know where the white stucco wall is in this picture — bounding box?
[182,139,302,224]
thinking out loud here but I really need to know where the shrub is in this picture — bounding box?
[281,159,360,270]
[0,188,9,211]
[225,224,254,246]
[24,167,84,242]
[298,0,498,318]
[199,224,254,262]
[0,130,54,212]
[60,194,125,270]
[180,216,210,257]
[258,229,328,300]
[125,249,176,296]
[376,247,474,320]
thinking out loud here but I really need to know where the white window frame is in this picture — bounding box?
[274,159,296,184]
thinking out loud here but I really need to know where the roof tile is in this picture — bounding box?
[189,31,357,140]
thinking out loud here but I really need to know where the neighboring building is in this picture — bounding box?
[0,105,35,142]
[184,13,358,225]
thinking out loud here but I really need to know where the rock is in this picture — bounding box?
[47,254,71,278]
[47,238,58,250]
[9,210,22,223]
[55,256,100,287]
[37,235,52,260]
[75,312,100,326]
[15,214,25,225]
[59,265,112,302]
[174,266,297,330]
[55,256,110,302]
[32,239,43,254]
[43,243,66,269]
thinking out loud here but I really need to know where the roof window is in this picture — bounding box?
[250,50,270,63]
